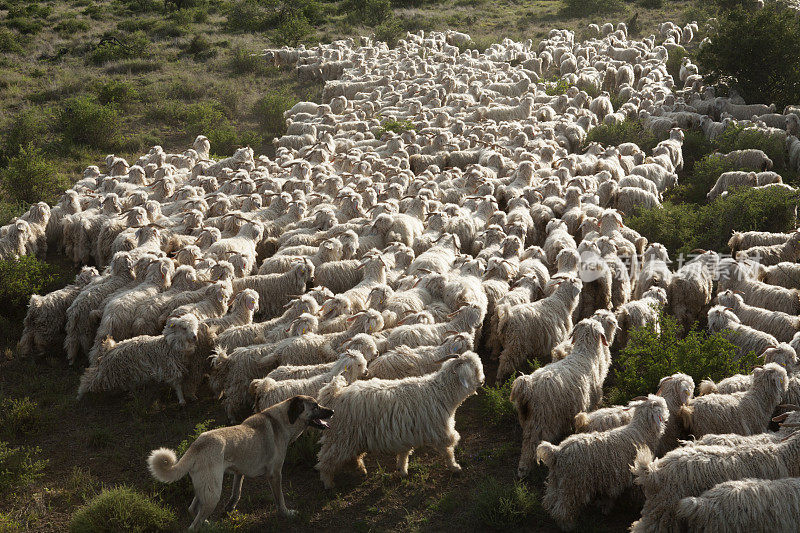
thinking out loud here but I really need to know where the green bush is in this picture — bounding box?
[0,28,25,54]
[480,378,516,425]
[1,144,64,205]
[0,256,54,312]
[679,128,715,175]
[90,32,150,65]
[375,118,414,136]
[608,311,758,404]
[697,4,800,110]
[672,153,744,204]
[58,96,122,150]
[561,0,622,16]
[0,441,46,495]
[639,0,662,7]
[229,45,267,75]
[584,119,663,153]
[225,0,271,31]
[253,91,297,139]
[96,80,139,107]
[374,17,404,47]
[69,487,178,533]
[629,186,798,257]
[1,109,50,163]
[54,19,91,37]
[473,478,542,528]
[665,47,689,85]
[341,0,391,26]
[713,125,786,169]
[273,11,312,46]
[544,77,570,96]
[185,34,215,60]
[0,398,40,440]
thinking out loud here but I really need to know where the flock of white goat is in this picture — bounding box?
[5,19,800,531]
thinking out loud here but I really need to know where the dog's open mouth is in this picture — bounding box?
[309,409,334,429]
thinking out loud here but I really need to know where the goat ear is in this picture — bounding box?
[287,396,304,424]
[600,333,608,346]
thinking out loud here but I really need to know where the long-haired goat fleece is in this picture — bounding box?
[698,343,797,395]
[511,317,611,480]
[314,351,484,488]
[537,395,669,530]
[251,350,367,411]
[630,432,800,532]
[77,314,200,405]
[676,477,800,532]
[496,277,582,384]
[679,363,787,438]
[574,374,694,456]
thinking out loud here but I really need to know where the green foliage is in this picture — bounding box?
[545,77,570,96]
[713,125,786,169]
[176,420,218,456]
[1,144,64,205]
[561,0,622,17]
[473,478,542,528]
[679,128,714,175]
[58,96,122,150]
[0,398,40,440]
[225,0,272,31]
[0,512,24,532]
[585,119,663,153]
[0,256,54,311]
[639,0,662,7]
[1,109,49,164]
[697,4,800,109]
[229,45,267,75]
[186,34,215,60]
[609,311,759,404]
[480,378,516,425]
[673,152,744,204]
[69,487,178,533]
[665,47,689,85]
[96,80,140,107]
[181,101,260,155]
[341,0,391,25]
[375,118,415,136]
[54,19,91,37]
[253,91,296,139]
[90,32,151,65]
[273,11,313,46]
[374,17,404,47]
[0,441,47,495]
[628,187,798,257]
[0,28,25,54]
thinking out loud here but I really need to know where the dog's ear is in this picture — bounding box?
[288,396,304,425]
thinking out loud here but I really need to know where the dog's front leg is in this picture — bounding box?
[267,471,297,518]
[223,473,244,515]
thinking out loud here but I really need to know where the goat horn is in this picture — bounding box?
[779,404,800,410]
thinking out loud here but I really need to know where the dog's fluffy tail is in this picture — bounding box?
[147,447,192,483]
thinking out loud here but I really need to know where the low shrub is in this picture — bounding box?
[561,0,622,17]
[0,441,47,495]
[375,118,414,136]
[90,32,150,65]
[608,311,758,404]
[1,109,50,164]
[69,487,178,533]
[374,17,404,47]
[273,11,313,47]
[544,77,570,96]
[340,0,391,26]
[0,398,41,440]
[584,119,664,153]
[0,256,55,312]
[697,4,800,109]
[0,28,25,54]
[54,19,91,37]
[473,478,542,528]
[628,186,798,257]
[185,34,214,60]
[480,378,516,425]
[665,47,688,84]
[96,80,139,107]
[229,45,267,75]
[57,96,122,150]
[1,144,64,205]
[714,125,786,169]
[253,91,297,139]
[672,152,745,204]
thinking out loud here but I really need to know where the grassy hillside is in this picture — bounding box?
[0,0,714,223]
